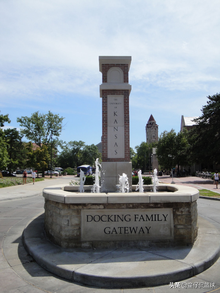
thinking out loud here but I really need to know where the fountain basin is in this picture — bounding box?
[43,184,199,248]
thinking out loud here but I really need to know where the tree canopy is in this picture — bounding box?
[4,128,25,173]
[157,129,189,171]
[132,142,154,171]
[189,93,220,166]
[0,113,11,127]
[16,111,64,175]
[17,111,64,147]
[25,143,50,172]
[0,113,11,170]
[58,141,101,168]
[157,130,176,170]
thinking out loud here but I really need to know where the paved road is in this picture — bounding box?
[1,176,220,292]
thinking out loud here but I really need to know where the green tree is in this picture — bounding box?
[0,113,11,127]
[0,113,11,170]
[130,147,136,161]
[157,129,190,172]
[189,93,220,167]
[81,144,101,166]
[58,141,101,168]
[4,128,25,173]
[17,111,64,175]
[175,130,190,172]
[132,142,154,172]
[0,136,9,170]
[157,130,176,170]
[58,141,85,168]
[17,111,64,146]
[26,143,50,173]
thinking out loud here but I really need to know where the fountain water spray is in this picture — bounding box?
[92,158,102,193]
[118,173,129,193]
[136,170,144,192]
[79,169,86,193]
[153,168,159,192]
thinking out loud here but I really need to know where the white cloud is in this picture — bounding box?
[1,0,220,94]
[0,0,220,145]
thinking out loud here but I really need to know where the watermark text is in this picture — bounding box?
[170,282,215,289]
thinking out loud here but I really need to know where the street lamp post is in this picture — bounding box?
[50,132,53,178]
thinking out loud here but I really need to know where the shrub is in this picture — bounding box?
[85,175,94,185]
[0,177,43,188]
[63,167,75,175]
[132,176,152,185]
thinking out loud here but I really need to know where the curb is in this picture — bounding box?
[199,196,220,201]
[23,214,220,289]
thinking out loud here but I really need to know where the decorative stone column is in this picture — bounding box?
[99,56,132,192]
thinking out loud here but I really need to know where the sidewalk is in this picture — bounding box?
[0,175,77,201]
[158,175,220,195]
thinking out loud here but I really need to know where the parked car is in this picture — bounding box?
[45,170,59,176]
[1,170,16,177]
[15,170,24,174]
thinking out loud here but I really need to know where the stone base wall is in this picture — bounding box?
[44,199,198,248]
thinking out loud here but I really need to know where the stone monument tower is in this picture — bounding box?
[146,114,158,144]
[146,114,159,170]
[99,56,132,191]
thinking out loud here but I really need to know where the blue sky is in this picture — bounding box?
[1,0,220,150]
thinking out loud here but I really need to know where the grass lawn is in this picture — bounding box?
[199,189,220,198]
[0,177,44,188]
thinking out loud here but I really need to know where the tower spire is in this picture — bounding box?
[146,115,158,144]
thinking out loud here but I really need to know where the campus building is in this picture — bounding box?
[146,114,159,171]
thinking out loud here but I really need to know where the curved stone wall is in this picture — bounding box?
[43,184,199,248]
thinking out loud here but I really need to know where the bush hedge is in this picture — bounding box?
[132,176,152,185]
[84,175,152,186]
[85,175,94,185]
[63,167,76,175]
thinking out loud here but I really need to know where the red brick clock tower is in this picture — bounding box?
[99,56,132,191]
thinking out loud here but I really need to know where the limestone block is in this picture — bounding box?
[84,204,104,209]
[69,215,80,227]
[175,206,190,214]
[174,215,190,225]
[101,176,118,192]
[61,216,70,226]
[102,162,117,176]
[70,205,84,209]
[48,223,60,237]
[60,227,80,239]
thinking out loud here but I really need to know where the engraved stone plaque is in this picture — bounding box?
[107,95,125,158]
[81,208,173,241]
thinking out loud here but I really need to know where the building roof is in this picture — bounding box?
[147,114,156,124]
[181,116,198,131]
[184,117,197,126]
